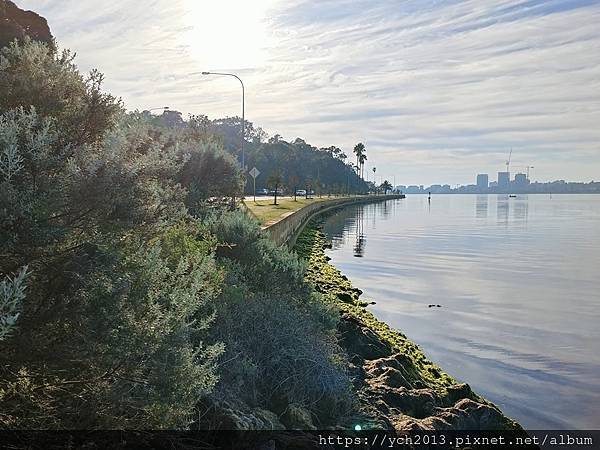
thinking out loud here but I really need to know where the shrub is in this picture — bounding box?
[208,211,307,296]
[0,236,223,428]
[0,265,29,341]
[205,211,353,425]
[0,39,224,429]
[0,37,122,148]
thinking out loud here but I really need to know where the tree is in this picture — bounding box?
[178,140,243,211]
[288,174,300,201]
[353,143,365,178]
[268,134,283,144]
[359,153,367,182]
[267,172,283,205]
[381,180,393,194]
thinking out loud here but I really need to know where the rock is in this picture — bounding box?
[453,398,509,429]
[364,355,415,389]
[338,313,393,361]
[336,292,354,303]
[428,366,442,378]
[0,0,54,49]
[446,383,475,403]
[371,366,413,389]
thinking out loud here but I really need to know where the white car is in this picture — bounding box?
[296,189,307,196]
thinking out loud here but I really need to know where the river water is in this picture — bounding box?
[321,194,600,429]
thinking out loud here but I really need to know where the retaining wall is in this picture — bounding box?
[263,194,405,247]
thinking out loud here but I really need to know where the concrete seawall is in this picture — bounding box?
[262,194,405,247]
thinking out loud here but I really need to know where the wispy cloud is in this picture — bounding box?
[14,0,600,184]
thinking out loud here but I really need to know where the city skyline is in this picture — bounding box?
[15,0,600,185]
[395,170,600,194]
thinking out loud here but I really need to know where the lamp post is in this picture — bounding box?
[202,71,245,171]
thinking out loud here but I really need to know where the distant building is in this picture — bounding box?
[514,173,529,186]
[476,174,489,190]
[498,171,510,189]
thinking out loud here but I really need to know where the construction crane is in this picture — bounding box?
[505,148,513,174]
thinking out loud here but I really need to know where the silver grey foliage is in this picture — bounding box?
[0,265,29,341]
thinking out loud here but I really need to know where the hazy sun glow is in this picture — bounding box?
[183,0,277,69]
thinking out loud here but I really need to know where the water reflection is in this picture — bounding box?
[476,195,488,218]
[513,196,529,223]
[320,194,600,429]
[496,195,509,224]
[353,205,366,257]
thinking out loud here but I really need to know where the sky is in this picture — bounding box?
[15,0,600,185]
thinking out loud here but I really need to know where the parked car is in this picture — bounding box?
[268,188,283,195]
[256,188,269,195]
[296,189,307,196]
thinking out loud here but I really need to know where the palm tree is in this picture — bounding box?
[353,143,365,177]
[359,153,367,181]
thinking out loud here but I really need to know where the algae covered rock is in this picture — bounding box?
[338,312,393,361]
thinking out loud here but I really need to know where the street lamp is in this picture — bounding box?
[148,106,170,113]
[202,71,245,171]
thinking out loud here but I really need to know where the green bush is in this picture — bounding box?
[205,211,353,425]
[208,211,307,296]
[0,37,121,148]
[0,40,224,429]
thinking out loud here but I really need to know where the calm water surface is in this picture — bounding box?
[321,194,600,429]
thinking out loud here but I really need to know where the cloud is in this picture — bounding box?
[14,0,600,184]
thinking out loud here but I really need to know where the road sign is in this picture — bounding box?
[249,167,260,201]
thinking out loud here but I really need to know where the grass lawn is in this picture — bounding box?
[244,196,344,225]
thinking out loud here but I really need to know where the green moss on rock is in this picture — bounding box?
[294,220,523,431]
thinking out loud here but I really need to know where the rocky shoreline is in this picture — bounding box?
[294,219,523,431]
